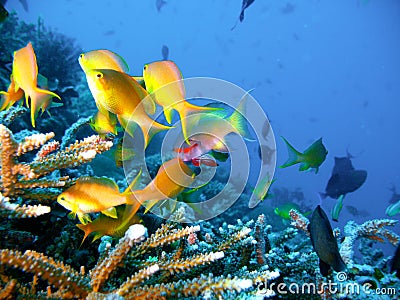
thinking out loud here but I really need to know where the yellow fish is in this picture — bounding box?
[122,158,195,222]
[89,110,119,138]
[76,205,142,245]
[78,49,129,74]
[78,49,153,114]
[10,42,60,127]
[57,175,140,225]
[142,60,220,143]
[84,68,170,148]
[0,76,24,110]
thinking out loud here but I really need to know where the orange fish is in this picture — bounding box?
[57,173,141,224]
[84,68,171,148]
[142,60,220,143]
[10,42,60,127]
[76,205,142,245]
[122,158,195,221]
[0,76,24,110]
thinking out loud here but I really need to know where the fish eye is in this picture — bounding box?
[96,73,103,78]
[79,54,84,58]
[143,65,147,70]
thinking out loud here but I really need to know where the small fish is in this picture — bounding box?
[0,3,8,22]
[231,0,256,30]
[274,203,305,220]
[89,110,118,138]
[142,60,220,143]
[386,199,400,217]
[331,194,344,222]
[345,205,369,217]
[388,185,400,204]
[5,42,61,127]
[0,76,24,110]
[280,137,328,173]
[84,68,171,148]
[178,92,253,161]
[249,174,275,207]
[322,155,367,199]
[258,144,275,165]
[308,205,347,276]
[76,205,141,245]
[78,49,129,73]
[281,3,295,14]
[390,243,400,279]
[57,174,140,225]
[156,0,167,12]
[112,138,136,168]
[161,45,169,60]
[132,158,195,213]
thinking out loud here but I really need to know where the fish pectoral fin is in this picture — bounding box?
[163,106,175,124]
[77,213,92,225]
[68,211,76,220]
[101,207,118,218]
[298,162,310,172]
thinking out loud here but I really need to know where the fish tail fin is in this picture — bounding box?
[123,168,142,194]
[0,91,9,111]
[280,137,303,168]
[29,87,61,127]
[178,101,222,143]
[136,115,172,148]
[76,223,92,247]
[226,92,254,141]
[121,192,143,229]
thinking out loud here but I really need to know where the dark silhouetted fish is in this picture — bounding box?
[231,0,255,30]
[156,0,167,13]
[308,205,346,276]
[0,2,8,22]
[281,3,295,14]
[322,154,367,199]
[390,243,400,279]
[162,45,169,60]
[388,185,400,204]
[345,205,369,217]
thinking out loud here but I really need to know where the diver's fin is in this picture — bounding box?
[101,207,117,218]
[280,137,303,168]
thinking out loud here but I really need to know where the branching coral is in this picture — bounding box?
[0,221,279,299]
[340,219,399,265]
[0,124,113,218]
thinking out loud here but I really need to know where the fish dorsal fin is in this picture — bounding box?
[101,207,118,218]
[77,176,120,192]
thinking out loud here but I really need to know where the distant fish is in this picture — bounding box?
[156,0,167,12]
[0,3,8,22]
[231,0,256,30]
[258,144,275,165]
[161,45,169,60]
[249,174,275,207]
[322,155,367,199]
[388,185,400,204]
[308,205,347,276]
[345,205,369,217]
[103,30,115,36]
[390,243,400,279]
[281,3,295,14]
[331,194,344,222]
[280,137,328,173]
[386,199,400,217]
[274,202,310,220]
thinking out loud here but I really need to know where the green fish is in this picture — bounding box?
[386,199,400,217]
[274,202,310,220]
[280,137,328,173]
[331,194,344,222]
[0,4,9,23]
